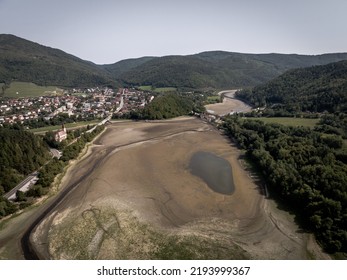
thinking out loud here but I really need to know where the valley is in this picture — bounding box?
[22,117,327,259]
[0,34,346,259]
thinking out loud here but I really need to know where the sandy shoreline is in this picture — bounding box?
[205,90,252,116]
[28,117,329,259]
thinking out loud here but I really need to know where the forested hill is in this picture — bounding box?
[236,60,347,113]
[2,34,347,90]
[110,51,347,89]
[0,34,114,87]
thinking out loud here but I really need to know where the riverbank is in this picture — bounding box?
[205,90,252,116]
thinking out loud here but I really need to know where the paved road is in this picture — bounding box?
[50,148,61,159]
[3,172,39,201]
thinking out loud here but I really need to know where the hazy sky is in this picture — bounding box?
[1,0,346,64]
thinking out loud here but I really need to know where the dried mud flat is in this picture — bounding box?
[31,117,329,259]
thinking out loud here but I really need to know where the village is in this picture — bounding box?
[0,87,154,126]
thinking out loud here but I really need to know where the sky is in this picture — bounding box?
[0,0,347,64]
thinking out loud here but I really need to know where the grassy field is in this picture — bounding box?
[247,117,319,128]
[138,85,177,93]
[4,82,63,98]
[206,95,221,104]
[30,120,100,134]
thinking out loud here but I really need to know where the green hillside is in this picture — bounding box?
[0,34,114,87]
[2,34,347,90]
[107,51,347,89]
[236,60,347,113]
[100,56,155,78]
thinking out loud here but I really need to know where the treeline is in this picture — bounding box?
[121,93,205,120]
[315,113,347,139]
[222,116,347,253]
[0,128,50,192]
[0,125,105,218]
[236,60,347,113]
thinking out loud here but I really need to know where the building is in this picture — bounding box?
[55,124,67,142]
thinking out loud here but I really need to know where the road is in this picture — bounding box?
[49,148,61,159]
[3,172,38,201]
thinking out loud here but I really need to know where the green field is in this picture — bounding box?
[247,117,319,128]
[206,95,221,104]
[4,82,63,98]
[138,85,177,93]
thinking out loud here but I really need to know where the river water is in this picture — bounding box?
[189,151,235,195]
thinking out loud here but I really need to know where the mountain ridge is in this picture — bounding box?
[2,34,347,89]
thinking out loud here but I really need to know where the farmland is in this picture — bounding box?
[3,82,63,98]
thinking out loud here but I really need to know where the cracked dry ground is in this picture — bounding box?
[32,118,329,259]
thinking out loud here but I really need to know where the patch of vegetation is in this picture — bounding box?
[221,116,347,254]
[49,206,249,260]
[246,117,319,128]
[138,85,177,93]
[4,82,62,98]
[236,60,347,113]
[206,95,221,104]
[0,127,50,193]
[125,93,205,120]
[0,127,51,217]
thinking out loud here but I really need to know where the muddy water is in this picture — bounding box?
[189,151,235,195]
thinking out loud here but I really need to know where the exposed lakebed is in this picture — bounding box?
[189,151,235,195]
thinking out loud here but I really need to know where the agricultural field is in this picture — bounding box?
[3,82,63,98]
[247,117,319,128]
[138,85,177,93]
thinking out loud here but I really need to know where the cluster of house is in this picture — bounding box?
[0,87,154,126]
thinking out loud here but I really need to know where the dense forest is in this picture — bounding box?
[221,116,347,254]
[236,60,347,113]
[2,34,347,90]
[117,52,347,89]
[122,93,205,120]
[0,34,114,87]
[0,125,105,218]
[0,127,50,192]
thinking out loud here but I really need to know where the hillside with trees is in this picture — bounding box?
[0,127,50,193]
[221,116,347,254]
[113,51,347,89]
[0,34,114,88]
[2,34,347,90]
[236,60,347,113]
[123,93,204,120]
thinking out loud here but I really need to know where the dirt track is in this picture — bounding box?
[30,117,330,259]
